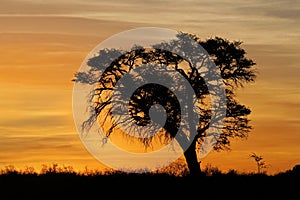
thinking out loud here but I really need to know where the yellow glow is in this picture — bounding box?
[1,0,300,174]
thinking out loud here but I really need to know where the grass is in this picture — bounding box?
[0,163,299,199]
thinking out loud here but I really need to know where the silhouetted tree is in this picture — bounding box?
[249,152,267,174]
[73,32,256,176]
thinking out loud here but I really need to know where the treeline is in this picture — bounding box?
[0,163,299,199]
[1,162,299,177]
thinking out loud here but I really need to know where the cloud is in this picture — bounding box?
[1,1,299,46]
[0,133,95,168]
[0,114,69,128]
[234,0,300,20]
[0,134,78,151]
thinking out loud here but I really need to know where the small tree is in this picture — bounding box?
[249,152,268,174]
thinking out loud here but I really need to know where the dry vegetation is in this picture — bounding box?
[0,161,298,199]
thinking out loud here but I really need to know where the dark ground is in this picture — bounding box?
[0,169,299,200]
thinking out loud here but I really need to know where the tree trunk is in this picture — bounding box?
[184,140,201,176]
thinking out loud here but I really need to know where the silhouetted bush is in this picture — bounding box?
[0,163,299,199]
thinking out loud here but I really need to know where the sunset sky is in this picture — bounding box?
[0,0,299,174]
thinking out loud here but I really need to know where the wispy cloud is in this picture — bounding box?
[0,0,299,173]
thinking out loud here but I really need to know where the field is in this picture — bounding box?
[0,165,298,199]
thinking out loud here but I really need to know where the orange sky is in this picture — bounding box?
[0,0,299,174]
